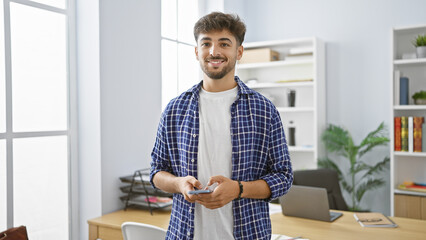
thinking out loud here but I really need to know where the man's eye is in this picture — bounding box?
[202,43,210,47]
[221,43,230,47]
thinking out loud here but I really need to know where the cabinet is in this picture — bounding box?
[390,25,426,217]
[394,194,426,220]
[237,37,326,170]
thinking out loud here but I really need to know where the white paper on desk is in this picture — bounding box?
[271,234,309,240]
[269,203,282,215]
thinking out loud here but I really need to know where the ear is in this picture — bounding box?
[195,46,199,61]
[236,45,244,61]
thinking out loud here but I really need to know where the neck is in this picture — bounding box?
[202,72,237,92]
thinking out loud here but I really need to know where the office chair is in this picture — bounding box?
[293,168,348,211]
[121,222,167,240]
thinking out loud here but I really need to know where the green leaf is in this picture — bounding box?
[318,158,343,180]
[355,178,385,202]
[352,162,370,175]
[341,180,352,194]
[361,156,390,179]
[359,122,389,158]
[321,124,353,158]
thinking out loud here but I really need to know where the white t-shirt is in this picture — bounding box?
[193,85,238,240]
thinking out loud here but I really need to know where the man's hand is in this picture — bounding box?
[176,176,203,203]
[196,175,239,209]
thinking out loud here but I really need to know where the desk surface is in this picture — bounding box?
[88,208,426,240]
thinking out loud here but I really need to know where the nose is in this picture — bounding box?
[209,44,220,56]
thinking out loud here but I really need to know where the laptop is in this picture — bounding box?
[279,185,343,222]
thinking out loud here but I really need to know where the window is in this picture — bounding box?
[0,0,73,239]
[161,0,200,109]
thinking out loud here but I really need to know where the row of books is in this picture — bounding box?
[394,116,425,152]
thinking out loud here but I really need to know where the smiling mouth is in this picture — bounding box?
[206,58,226,67]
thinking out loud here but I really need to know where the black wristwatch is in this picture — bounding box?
[236,180,244,200]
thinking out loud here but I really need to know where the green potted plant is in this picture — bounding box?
[318,122,390,212]
[412,90,426,105]
[413,34,426,58]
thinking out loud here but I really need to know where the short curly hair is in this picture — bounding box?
[193,12,246,46]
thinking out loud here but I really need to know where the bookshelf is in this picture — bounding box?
[390,25,426,218]
[237,37,326,170]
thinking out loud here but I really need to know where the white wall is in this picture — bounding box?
[99,0,161,215]
[225,0,426,215]
[76,0,102,239]
[76,0,161,239]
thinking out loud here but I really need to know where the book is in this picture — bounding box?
[400,77,409,105]
[353,212,397,228]
[398,181,426,193]
[394,117,401,151]
[423,121,426,152]
[408,116,413,152]
[400,116,408,151]
[413,117,424,152]
[394,70,400,105]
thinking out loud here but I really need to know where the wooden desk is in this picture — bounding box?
[88,209,170,240]
[88,209,426,240]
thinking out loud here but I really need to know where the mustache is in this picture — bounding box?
[206,56,227,61]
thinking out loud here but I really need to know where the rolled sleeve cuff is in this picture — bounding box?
[260,173,293,202]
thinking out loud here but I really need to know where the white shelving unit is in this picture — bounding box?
[390,25,426,217]
[237,37,326,170]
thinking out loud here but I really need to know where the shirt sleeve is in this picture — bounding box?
[260,107,293,201]
[150,109,171,189]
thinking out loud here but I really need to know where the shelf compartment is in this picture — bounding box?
[247,81,313,89]
[394,189,426,197]
[394,151,426,157]
[288,146,315,152]
[277,107,314,113]
[393,105,426,110]
[394,58,426,65]
[237,59,313,69]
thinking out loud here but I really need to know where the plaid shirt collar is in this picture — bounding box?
[185,76,255,100]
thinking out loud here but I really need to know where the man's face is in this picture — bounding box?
[195,30,243,80]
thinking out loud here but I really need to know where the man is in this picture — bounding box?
[150,12,293,240]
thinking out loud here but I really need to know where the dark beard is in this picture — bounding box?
[200,57,235,80]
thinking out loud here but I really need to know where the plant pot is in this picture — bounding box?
[414,98,426,105]
[416,46,426,58]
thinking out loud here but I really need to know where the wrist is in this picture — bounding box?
[235,180,244,200]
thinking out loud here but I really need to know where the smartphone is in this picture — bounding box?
[188,189,212,195]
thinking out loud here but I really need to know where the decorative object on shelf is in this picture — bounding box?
[318,122,390,211]
[412,90,426,105]
[247,78,258,85]
[401,53,417,59]
[413,34,426,58]
[399,77,409,105]
[288,121,296,146]
[239,48,279,64]
[287,89,296,107]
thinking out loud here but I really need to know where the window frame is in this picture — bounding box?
[0,0,77,239]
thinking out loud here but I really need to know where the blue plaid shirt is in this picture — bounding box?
[150,76,293,240]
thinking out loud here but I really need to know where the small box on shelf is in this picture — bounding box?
[239,48,279,64]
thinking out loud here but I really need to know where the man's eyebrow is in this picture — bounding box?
[219,38,232,43]
[200,37,212,42]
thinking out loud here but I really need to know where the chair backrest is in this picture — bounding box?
[121,222,167,240]
[293,168,348,211]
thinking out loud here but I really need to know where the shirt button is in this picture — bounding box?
[191,159,195,163]
[193,134,196,138]
[189,209,192,213]
[187,231,191,236]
